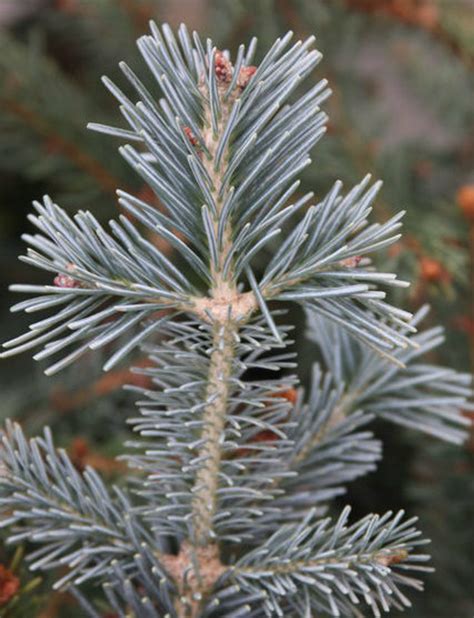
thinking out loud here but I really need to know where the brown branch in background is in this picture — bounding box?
[3,98,177,255]
[343,0,474,69]
[135,186,181,256]
[2,99,125,196]
[2,73,174,261]
[50,356,154,413]
[3,80,177,264]
[69,437,128,476]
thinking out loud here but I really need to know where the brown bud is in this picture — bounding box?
[53,264,82,288]
[237,65,257,89]
[376,548,409,567]
[340,255,363,268]
[214,50,233,83]
[183,126,199,147]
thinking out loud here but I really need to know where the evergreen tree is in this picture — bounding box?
[1,21,472,617]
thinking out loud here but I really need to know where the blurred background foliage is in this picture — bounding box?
[0,0,472,616]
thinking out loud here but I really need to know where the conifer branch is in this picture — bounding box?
[0,422,171,598]
[0,21,472,618]
[230,507,432,617]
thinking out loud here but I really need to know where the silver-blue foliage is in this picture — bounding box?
[0,22,472,618]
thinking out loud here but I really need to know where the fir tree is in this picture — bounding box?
[0,22,472,618]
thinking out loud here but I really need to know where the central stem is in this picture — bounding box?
[190,77,236,547]
[192,321,236,545]
[174,63,243,617]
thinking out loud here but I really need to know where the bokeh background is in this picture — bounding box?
[0,0,473,616]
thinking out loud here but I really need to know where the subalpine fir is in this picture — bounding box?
[0,22,472,618]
